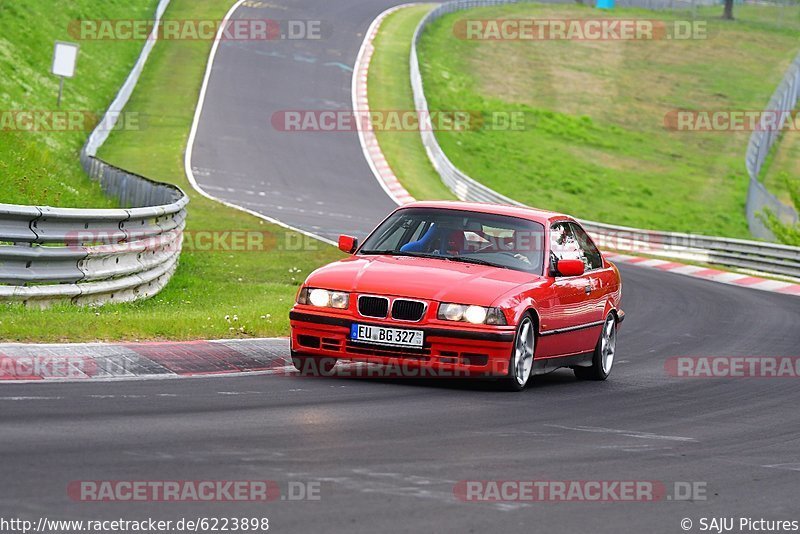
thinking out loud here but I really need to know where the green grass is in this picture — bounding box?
[368,4,455,201]
[410,3,800,237]
[761,125,800,206]
[0,0,160,207]
[0,0,342,342]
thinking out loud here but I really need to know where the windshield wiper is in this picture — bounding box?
[361,250,504,268]
[360,250,441,259]
[358,249,393,255]
[443,256,505,268]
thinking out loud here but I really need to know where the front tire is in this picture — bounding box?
[291,351,338,376]
[574,313,616,381]
[500,315,535,391]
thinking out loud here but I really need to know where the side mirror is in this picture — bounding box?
[556,259,585,277]
[338,235,358,254]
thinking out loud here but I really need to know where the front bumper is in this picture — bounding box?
[289,310,515,377]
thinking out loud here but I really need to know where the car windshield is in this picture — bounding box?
[358,207,545,274]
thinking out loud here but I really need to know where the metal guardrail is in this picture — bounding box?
[745,50,800,239]
[0,0,188,307]
[410,0,800,279]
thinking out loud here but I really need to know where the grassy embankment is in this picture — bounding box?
[367,4,455,201]
[0,0,341,342]
[378,2,800,238]
[0,0,157,207]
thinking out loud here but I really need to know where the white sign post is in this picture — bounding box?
[52,41,79,107]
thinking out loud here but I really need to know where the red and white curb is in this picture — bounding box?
[605,252,800,297]
[0,338,293,383]
[353,4,417,206]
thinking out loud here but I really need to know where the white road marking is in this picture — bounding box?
[183,0,336,247]
[88,394,146,399]
[763,463,800,471]
[0,396,65,401]
[302,468,530,512]
[547,424,697,442]
[352,4,421,206]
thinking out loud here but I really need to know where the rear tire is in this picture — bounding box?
[291,351,338,376]
[500,315,535,392]
[574,313,616,381]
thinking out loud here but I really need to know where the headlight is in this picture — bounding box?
[438,303,507,325]
[297,287,350,309]
[309,289,331,307]
[329,291,349,309]
[464,305,487,324]
[439,303,466,322]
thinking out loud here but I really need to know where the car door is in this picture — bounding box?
[569,222,611,350]
[536,222,597,357]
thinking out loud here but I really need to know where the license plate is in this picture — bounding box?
[350,323,424,348]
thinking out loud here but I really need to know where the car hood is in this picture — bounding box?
[304,255,537,306]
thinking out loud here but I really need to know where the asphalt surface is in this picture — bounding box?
[189,0,399,241]
[2,1,800,533]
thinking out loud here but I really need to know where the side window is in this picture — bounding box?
[570,223,603,270]
[549,222,582,264]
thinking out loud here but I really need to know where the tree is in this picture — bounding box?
[759,175,800,246]
[722,0,735,20]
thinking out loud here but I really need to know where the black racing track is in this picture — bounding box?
[188,0,399,241]
[2,1,799,533]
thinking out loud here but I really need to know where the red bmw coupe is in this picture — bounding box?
[289,201,624,391]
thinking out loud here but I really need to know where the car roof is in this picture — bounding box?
[395,200,573,226]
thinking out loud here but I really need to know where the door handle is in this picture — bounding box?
[584,285,592,295]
